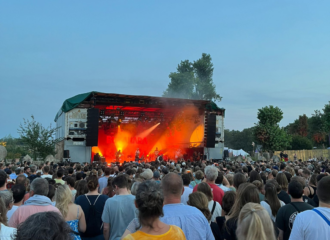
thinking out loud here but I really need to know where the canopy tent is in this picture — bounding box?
[224,147,249,157]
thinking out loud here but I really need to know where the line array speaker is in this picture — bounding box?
[86,108,99,146]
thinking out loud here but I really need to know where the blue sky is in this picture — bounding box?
[1,0,329,138]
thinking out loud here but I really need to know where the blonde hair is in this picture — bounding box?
[236,203,276,240]
[55,184,73,218]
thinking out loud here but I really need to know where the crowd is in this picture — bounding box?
[0,157,329,240]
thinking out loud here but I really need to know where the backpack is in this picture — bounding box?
[84,194,103,237]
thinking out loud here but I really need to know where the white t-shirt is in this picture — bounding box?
[289,207,330,240]
[41,174,53,179]
[181,186,193,205]
[0,223,16,240]
[208,200,222,222]
[6,205,19,221]
[261,200,285,222]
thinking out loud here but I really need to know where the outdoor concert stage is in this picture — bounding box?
[54,92,225,163]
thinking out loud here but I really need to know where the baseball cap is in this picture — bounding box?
[265,168,271,173]
[153,171,160,179]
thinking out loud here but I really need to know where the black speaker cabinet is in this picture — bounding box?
[86,108,99,146]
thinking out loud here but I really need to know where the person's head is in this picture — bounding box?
[288,180,304,199]
[55,184,73,218]
[197,182,213,201]
[153,171,160,180]
[75,172,82,181]
[0,196,8,225]
[215,172,224,185]
[181,173,191,187]
[56,169,64,178]
[264,182,281,217]
[16,175,28,187]
[234,173,247,190]
[24,167,30,173]
[65,177,75,188]
[226,174,234,186]
[68,167,74,175]
[249,170,262,183]
[188,192,211,221]
[309,174,318,186]
[11,184,26,204]
[0,170,7,188]
[75,180,88,198]
[161,172,183,201]
[291,176,306,188]
[131,181,141,196]
[0,190,13,210]
[30,178,49,196]
[14,211,73,240]
[30,165,37,174]
[228,183,260,220]
[276,172,288,191]
[48,184,56,201]
[135,180,164,228]
[252,180,264,194]
[317,176,330,205]
[195,170,204,180]
[104,167,111,176]
[302,168,311,179]
[15,168,22,175]
[112,175,129,191]
[86,175,99,191]
[204,166,218,182]
[222,191,236,215]
[236,202,276,240]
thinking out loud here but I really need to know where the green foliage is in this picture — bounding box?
[254,106,291,151]
[224,127,255,152]
[163,53,221,102]
[18,116,59,161]
[290,135,313,150]
[0,135,28,160]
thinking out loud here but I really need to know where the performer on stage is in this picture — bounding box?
[115,150,122,162]
[135,148,140,162]
[154,147,159,158]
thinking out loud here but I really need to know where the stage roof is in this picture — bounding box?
[55,91,225,121]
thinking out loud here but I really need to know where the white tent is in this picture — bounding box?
[224,148,249,156]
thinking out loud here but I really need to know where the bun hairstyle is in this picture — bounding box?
[87,175,98,191]
[135,180,164,229]
[236,202,276,240]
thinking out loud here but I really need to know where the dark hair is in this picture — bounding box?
[75,180,88,200]
[14,212,72,240]
[65,177,75,188]
[317,176,330,204]
[112,175,128,189]
[288,180,303,199]
[68,168,74,174]
[87,175,98,191]
[104,177,115,197]
[215,173,224,185]
[181,174,191,186]
[11,184,26,203]
[0,170,7,188]
[284,172,292,183]
[104,168,111,176]
[135,181,163,229]
[47,185,56,201]
[249,170,262,183]
[234,173,246,189]
[222,191,236,214]
[264,182,281,217]
[56,169,64,178]
[280,163,286,170]
[75,172,83,181]
[276,173,288,191]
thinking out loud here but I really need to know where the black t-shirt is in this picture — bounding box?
[313,194,319,207]
[278,190,291,204]
[302,195,316,207]
[75,194,109,237]
[276,202,314,240]
[224,218,238,240]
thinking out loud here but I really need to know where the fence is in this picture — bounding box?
[274,149,330,161]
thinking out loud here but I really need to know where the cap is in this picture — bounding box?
[265,168,271,173]
[140,169,153,180]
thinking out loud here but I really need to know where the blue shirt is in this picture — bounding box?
[98,176,108,193]
[9,173,17,180]
[161,203,214,240]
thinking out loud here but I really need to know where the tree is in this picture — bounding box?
[254,106,291,151]
[224,127,256,152]
[163,53,221,102]
[18,116,59,160]
[322,102,330,146]
[290,135,313,150]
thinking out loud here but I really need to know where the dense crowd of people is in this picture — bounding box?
[0,157,329,240]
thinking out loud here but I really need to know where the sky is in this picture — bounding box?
[1,0,330,138]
